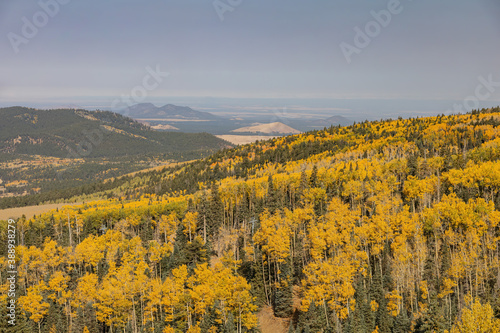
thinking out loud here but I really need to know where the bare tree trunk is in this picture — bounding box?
[203,215,207,243]
[262,257,270,304]
[68,213,73,248]
[323,299,329,328]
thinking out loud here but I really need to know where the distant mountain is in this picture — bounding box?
[0,107,231,158]
[120,103,218,120]
[231,122,301,134]
[321,115,352,126]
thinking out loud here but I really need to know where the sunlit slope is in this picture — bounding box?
[2,107,500,332]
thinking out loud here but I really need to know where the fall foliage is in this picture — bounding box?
[2,107,500,332]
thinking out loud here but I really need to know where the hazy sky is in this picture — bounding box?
[1,0,500,107]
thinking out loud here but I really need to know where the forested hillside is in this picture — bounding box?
[2,108,500,333]
[0,107,230,207]
[0,107,230,158]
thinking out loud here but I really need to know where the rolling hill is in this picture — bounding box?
[0,106,230,158]
[119,103,219,120]
[231,122,301,134]
[321,115,352,126]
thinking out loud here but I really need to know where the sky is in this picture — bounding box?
[1,0,500,117]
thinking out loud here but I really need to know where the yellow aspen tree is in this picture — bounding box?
[18,282,49,333]
[253,209,291,264]
[16,245,42,286]
[188,263,216,321]
[101,230,123,267]
[94,236,148,331]
[211,263,257,331]
[94,262,135,330]
[143,278,163,330]
[148,240,172,277]
[72,273,98,313]
[285,206,314,260]
[183,212,198,242]
[301,253,356,326]
[221,249,242,272]
[75,234,104,272]
[403,175,424,212]
[323,197,359,258]
[41,238,61,274]
[159,212,179,244]
[225,273,258,331]
[450,297,500,333]
[47,271,73,328]
[385,290,403,317]
[162,265,188,325]
[128,213,142,235]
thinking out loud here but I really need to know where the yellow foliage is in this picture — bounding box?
[18,282,49,323]
[11,109,500,332]
[163,326,175,333]
[301,253,356,320]
[420,280,428,300]
[183,211,198,242]
[451,297,500,333]
[187,325,202,333]
[253,209,291,263]
[386,290,402,316]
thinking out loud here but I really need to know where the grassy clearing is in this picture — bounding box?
[0,202,81,221]
[215,135,277,145]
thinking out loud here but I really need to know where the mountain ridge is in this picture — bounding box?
[120,103,219,120]
[0,106,230,158]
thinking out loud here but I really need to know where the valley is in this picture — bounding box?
[117,103,352,135]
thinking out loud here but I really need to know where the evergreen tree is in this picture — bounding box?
[393,309,411,333]
[224,312,236,333]
[207,182,223,239]
[273,259,294,318]
[415,293,446,333]
[350,277,369,333]
[296,303,328,333]
[266,175,279,213]
[309,165,318,188]
[371,259,392,333]
[199,306,217,332]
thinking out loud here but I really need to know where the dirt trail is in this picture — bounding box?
[258,286,301,333]
[257,305,289,333]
